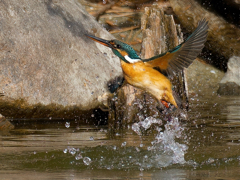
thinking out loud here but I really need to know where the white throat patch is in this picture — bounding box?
[124,55,141,63]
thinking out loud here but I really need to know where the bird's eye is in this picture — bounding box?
[115,44,121,49]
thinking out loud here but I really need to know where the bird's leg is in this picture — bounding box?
[156,100,178,121]
[156,100,167,114]
[161,100,169,108]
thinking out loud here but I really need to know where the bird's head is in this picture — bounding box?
[86,34,141,63]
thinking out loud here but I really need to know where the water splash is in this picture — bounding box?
[132,116,188,167]
[152,117,188,165]
[62,117,188,169]
[132,116,162,135]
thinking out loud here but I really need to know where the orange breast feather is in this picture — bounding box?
[120,61,178,107]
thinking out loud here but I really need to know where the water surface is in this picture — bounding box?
[1,95,240,179]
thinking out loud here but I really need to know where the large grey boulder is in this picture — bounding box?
[218,56,240,95]
[0,0,122,111]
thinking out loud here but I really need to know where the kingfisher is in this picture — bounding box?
[86,19,208,109]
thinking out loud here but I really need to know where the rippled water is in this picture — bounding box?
[1,95,240,179]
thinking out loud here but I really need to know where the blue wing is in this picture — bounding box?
[142,19,208,76]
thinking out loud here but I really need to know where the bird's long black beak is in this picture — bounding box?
[85,34,115,49]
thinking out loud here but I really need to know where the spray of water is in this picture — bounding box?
[63,116,188,169]
[132,116,188,167]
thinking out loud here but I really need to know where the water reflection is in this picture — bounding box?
[0,126,109,154]
[1,166,240,180]
[226,96,240,127]
[0,119,187,171]
[186,95,240,164]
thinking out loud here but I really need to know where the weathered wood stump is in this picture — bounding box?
[108,6,188,130]
[141,6,188,109]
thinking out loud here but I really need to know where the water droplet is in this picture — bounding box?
[207,158,215,164]
[65,122,70,128]
[237,156,240,161]
[89,136,94,141]
[132,123,140,135]
[147,146,152,151]
[63,149,68,153]
[68,147,77,155]
[83,157,92,165]
[113,146,117,150]
[135,147,140,152]
[140,167,144,171]
[121,142,127,147]
[75,153,83,160]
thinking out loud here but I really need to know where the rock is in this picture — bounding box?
[185,58,224,97]
[0,114,14,132]
[0,0,122,114]
[218,56,240,95]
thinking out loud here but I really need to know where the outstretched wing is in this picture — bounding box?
[142,19,208,76]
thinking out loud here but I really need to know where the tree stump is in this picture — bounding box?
[141,6,188,109]
[108,5,188,130]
